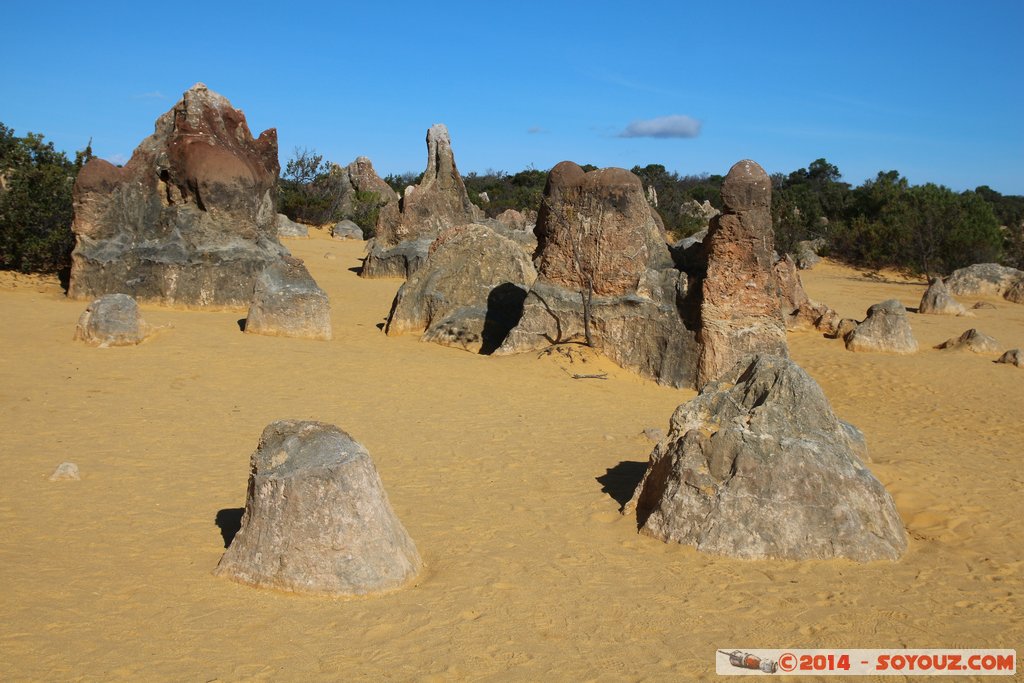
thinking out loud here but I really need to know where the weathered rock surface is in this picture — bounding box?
[361,238,433,278]
[69,83,288,306]
[74,293,150,346]
[275,213,308,238]
[49,462,81,481]
[935,328,1001,353]
[774,254,837,332]
[834,317,860,340]
[364,125,479,278]
[244,257,331,340]
[214,420,421,596]
[996,349,1023,367]
[919,277,969,316]
[496,162,699,387]
[696,160,788,387]
[845,300,918,354]
[532,162,673,296]
[494,208,529,231]
[947,263,1024,300]
[331,219,363,240]
[385,224,537,353]
[1004,278,1024,304]
[627,355,906,561]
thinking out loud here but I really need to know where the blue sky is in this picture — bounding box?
[3,1,1022,193]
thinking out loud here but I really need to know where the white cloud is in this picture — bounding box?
[132,91,167,100]
[527,126,547,134]
[618,115,702,139]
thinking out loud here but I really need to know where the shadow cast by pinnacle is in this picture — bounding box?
[596,460,647,511]
[215,507,245,548]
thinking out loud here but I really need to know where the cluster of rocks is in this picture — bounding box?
[362,125,483,278]
[69,83,291,308]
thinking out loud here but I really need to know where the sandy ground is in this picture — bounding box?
[1,230,1021,681]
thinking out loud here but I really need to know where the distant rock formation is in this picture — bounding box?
[494,208,529,231]
[74,293,150,346]
[947,263,1024,303]
[844,300,918,353]
[69,83,289,307]
[919,277,969,316]
[332,156,399,218]
[627,355,906,561]
[696,160,788,387]
[794,238,825,270]
[935,328,1000,354]
[678,199,719,233]
[215,420,421,596]
[495,161,699,387]
[385,224,537,353]
[244,257,331,340]
[363,125,481,278]
[773,254,837,332]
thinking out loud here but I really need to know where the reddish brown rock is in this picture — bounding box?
[696,160,788,387]
[497,162,697,387]
[69,83,288,306]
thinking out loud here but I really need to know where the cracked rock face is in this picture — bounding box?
[69,83,288,307]
[627,355,907,561]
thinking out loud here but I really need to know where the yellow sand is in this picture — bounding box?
[1,232,1021,681]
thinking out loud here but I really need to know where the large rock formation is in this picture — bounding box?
[244,257,331,340]
[69,83,289,307]
[919,277,969,316]
[215,420,421,596]
[627,355,907,561]
[495,162,699,387]
[844,300,918,354]
[385,224,537,353]
[946,263,1024,301]
[363,125,480,278]
[74,293,150,346]
[696,160,788,387]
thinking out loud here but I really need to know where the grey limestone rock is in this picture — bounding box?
[385,224,537,353]
[74,293,150,346]
[844,300,918,354]
[1004,278,1024,304]
[244,257,331,340]
[275,213,309,238]
[935,328,1001,354]
[331,219,363,240]
[946,263,1024,299]
[214,420,421,596]
[918,277,968,316]
[794,238,826,270]
[627,355,906,561]
[361,237,433,279]
[69,83,288,307]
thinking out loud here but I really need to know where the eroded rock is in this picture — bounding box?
[276,213,308,238]
[69,83,288,306]
[996,349,1023,367]
[627,355,906,561]
[919,277,968,316]
[935,328,1001,353]
[696,160,788,386]
[844,300,918,354]
[244,257,331,340]
[214,420,421,595]
[385,224,537,353]
[74,293,150,346]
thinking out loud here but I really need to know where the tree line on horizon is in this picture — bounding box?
[2,122,1023,278]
